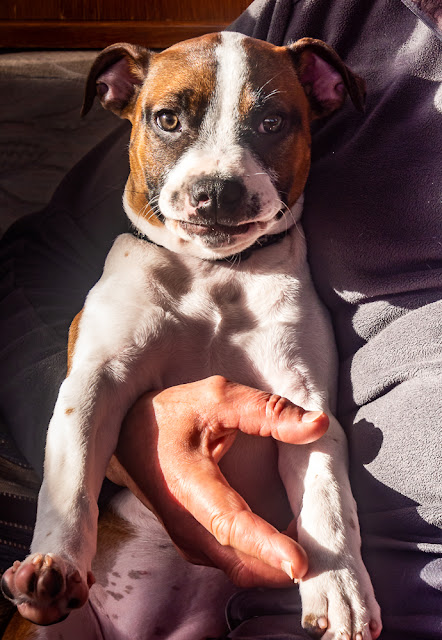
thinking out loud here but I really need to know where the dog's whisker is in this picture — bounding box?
[260,88,284,103]
[224,250,242,269]
[255,73,284,102]
[276,200,304,237]
[230,252,241,269]
[134,194,163,225]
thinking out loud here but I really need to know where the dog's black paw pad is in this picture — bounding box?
[1,554,92,626]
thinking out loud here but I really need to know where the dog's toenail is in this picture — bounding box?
[44,555,54,568]
[355,633,363,640]
[318,617,328,630]
[12,561,21,572]
[32,554,43,566]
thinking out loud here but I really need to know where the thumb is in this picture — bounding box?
[198,376,329,445]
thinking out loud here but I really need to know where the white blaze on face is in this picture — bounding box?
[200,32,249,164]
[158,32,280,225]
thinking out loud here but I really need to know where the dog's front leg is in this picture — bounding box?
[278,417,382,640]
[1,362,134,626]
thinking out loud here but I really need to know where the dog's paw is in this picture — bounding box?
[1,553,95,625]
[299,562,382,640]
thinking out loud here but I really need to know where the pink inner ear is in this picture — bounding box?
[96,57,140,109]
[299,53,345,109]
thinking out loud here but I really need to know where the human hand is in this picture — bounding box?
[107,375,328,588]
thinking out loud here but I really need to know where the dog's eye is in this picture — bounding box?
[259,115,284,134]
[156,111,181,132]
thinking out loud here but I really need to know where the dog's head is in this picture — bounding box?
[83,32,365,260]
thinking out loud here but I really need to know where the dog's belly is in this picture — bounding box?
[76,231,334,530]
[13,229,380,640]
[34,493,235,640]
[94,493,236,640]
[48,230,337,639]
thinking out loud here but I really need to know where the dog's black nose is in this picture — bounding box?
[190,178,245,218]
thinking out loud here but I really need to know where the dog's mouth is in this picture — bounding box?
[178,220,253,238]
[175,219,262,249]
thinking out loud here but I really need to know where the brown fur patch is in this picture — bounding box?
[125,175,162,227]
[92,507,136,587]
[121,34,318,227]
[286,133,311,205]
[238,83,256,120]
[97,509,135,553]
[302,613,327,637]
[124,35,219,228]
[67,309,83,376]
[240,39,313,208]
[2,612,37,640]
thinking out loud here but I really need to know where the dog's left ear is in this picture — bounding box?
[288,38,366,118]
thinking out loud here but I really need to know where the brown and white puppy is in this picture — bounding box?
[2,32,381,640]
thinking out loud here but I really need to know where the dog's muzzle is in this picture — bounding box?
[189,177,247,222]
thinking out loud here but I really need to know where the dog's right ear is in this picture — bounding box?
[81,43,152,118]
[288,38,366,118]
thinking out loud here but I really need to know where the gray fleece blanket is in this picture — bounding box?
[225,2,442,638]
[0,1,441,638]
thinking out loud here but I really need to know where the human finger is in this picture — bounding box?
[158,450,308,582]
[109,450,296,587]
[152,375,329,463]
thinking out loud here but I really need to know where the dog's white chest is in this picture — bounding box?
[76,229,329,410]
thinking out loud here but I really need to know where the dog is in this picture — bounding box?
[1,32,382,640]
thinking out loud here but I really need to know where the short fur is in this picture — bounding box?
[2,32,380,640]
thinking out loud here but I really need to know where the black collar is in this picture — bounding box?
[130,227,289,263]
